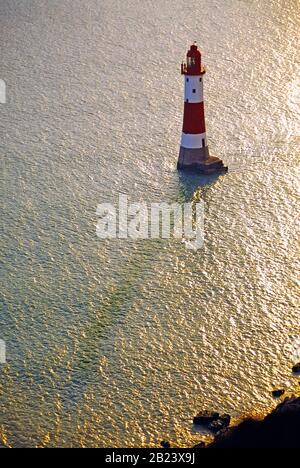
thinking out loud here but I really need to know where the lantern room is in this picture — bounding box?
[181,42,206,76]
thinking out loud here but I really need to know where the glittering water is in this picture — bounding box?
[0,0,299,448]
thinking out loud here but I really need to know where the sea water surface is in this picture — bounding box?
[0,0,299,447]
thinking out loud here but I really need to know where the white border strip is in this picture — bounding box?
[0,339,6,364]
[0,80,6,104]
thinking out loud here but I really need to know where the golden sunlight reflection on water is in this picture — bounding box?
[0,0,299,448]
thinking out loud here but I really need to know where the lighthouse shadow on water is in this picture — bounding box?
[177,170,222,202]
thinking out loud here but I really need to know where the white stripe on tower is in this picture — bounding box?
[181,132,207,149]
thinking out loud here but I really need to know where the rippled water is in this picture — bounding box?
[1,0,299,448]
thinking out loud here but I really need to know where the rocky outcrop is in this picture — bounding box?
[160,440,171,448]
[200,397,300,448]
[292,362,300,373]
[193,411,231,435]
[272,389,285,398]
[193,411,220,426]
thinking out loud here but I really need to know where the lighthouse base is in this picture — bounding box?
[177,146,227,174]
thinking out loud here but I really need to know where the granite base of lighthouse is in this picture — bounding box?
[178,146,227,174]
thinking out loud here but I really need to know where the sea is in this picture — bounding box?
[0,0,299,447]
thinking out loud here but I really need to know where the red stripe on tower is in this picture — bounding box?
[182,102,206,134]
[177,42,227,174]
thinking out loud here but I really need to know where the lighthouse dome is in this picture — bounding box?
[181,42,206,76]
[185,43,202,75]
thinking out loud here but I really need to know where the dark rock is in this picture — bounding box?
[219,413,231,427]
[193,411,220,426]
[208,419,226,434]
[207,397,300,448]
[272,389,285,398]
[208,414,231,434]
[292,362,300,373]
[272,396,300,415]
[194,441,206,448]
[160,440,170,448]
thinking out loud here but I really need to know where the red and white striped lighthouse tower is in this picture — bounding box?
[178,42,227,173]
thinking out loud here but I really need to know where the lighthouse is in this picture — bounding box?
[178,42,227,174]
